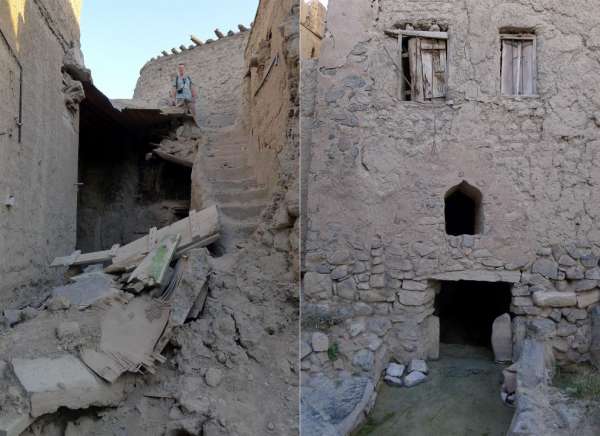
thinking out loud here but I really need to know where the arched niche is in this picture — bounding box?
[444,181,483,236]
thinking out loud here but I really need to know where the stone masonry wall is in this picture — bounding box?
[302,0,600,390]
[0,0,82,307]
[133,32,249,129]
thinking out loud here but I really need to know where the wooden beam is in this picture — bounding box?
[385,29,448,40]
[153,149,194,168]
[190,35,203,46]
[51,206,220,268]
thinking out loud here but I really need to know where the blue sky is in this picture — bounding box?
[81,1,258,99]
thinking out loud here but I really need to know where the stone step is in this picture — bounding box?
[216,178,262,190]
[205,152,247,163]
[219,202,267,221]
[214,187,268,203]
[205,158,248,170]
[206,166,255,180]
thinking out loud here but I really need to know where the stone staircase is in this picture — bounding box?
[199,125,269,252]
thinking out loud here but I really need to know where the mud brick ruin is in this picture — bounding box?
[0,0,300,435]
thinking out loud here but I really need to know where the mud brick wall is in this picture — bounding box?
[133,32,248,130]
[0,0,82,306]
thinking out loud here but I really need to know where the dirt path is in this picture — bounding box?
[356,344,514,436]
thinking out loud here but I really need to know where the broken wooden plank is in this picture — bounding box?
[51,205,220,269]
[81,297,171,383]
[128,234,181,289]
[161,248,211,325]
[153,149,194,168]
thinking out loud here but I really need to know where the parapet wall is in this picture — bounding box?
[133,31,249,129]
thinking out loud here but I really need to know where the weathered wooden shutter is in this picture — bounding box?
[409,38,447,101]
[501,38,536,96]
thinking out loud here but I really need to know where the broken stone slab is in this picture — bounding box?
[11,355,125,417]
[161,249,212,325]
[408,359,428,374]
[384,375,403,386]
[492,313,513,363]
[427,270,521,283]
[404,371,427,387]
[386,362,405,378]
[51,205,220,268]
[51,273,120,307]
[532,291,577,307]
[128,234,181,289]
[81,296,171,382]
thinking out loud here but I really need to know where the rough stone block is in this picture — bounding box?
[303,272,333,297]
[386,362,405,378]
[401,280,427,291]
[425,316,440,360]
[11,355,125,417]
[352,349,374,371]
[404,371,426,387]
[397,290,434,306]
[369,274,385,288]
[336,278,357,300]
[383,375,403,386]
[492,313,512,362]
[408,359,428,374]
[348,319,366,337]
[311,332,329,352]
[531,258,559,280]
[532,291,577,307]
[577,290,600,308]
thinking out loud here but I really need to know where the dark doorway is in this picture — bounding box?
[435,281,511,348]
[444,181,482,236]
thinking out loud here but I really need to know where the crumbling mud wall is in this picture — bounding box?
[243,0,299,196]
[300,0,325,59]
[0,0,83,306]
[133,31,249,129]
[77,140,192,252]
[302,0,600,425]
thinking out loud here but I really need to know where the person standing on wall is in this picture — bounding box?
[171,63,198,122]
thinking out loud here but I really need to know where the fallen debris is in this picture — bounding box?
[128,234,181,290]
[81,296,171,383]
[51,205,220,269]
[11,355,125,417]
[161,248,212,325]
[51,271,120,308]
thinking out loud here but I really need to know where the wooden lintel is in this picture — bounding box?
[500,34,536,40]
[385,29,448,40]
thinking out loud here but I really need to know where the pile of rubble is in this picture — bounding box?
[383,359,429,388]
[0,206,220,435]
